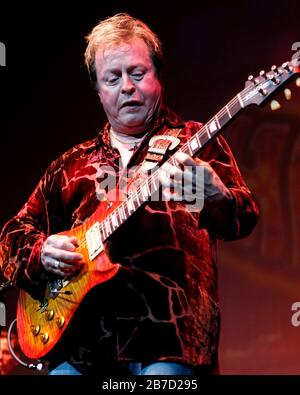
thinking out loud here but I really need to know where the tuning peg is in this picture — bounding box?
[296,78,300,87]
[282,62,293,72]
[267,69,280,84]
[259,70,266,77]
[247,75,259,85]
[270,75,280,85]
[270,100,281,111]
[284,88,292,100]
[277,67,284,74]
[271,65,278,72]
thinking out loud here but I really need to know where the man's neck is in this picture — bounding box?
[110,128,147,167]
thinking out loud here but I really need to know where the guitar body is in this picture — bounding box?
[17,194,121,359]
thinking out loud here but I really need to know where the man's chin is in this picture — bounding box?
[121,114,145,124]
[116,119,148,134]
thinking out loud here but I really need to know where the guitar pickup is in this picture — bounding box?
[86,222,104,260]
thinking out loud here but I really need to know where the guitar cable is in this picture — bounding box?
[7,318,44,371]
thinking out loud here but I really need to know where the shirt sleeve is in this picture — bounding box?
[197,135,259,240]
[0,159,64,294]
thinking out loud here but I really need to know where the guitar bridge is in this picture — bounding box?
[86,222,104,260]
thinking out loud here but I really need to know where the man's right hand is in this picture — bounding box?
[41,235,85,277]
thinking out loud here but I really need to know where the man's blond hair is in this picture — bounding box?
[84,13,163,87]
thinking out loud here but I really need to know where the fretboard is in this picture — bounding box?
[88,59,300,245]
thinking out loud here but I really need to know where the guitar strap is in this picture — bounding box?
[141,128,182,172]
[122,127,183,195]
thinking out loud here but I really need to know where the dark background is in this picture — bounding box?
[0,0,300,374]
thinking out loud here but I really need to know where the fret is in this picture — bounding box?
[190,133,201,153]
[226,105,232,118]
[103,221,107,237]
[121,204,126,220]
[190,138,199,154]
[237,93,244,108]
[122,203,130,220]
[206,119,218,138]
[109,215,115,231]
[197,128,207,147]
[187,141,193,156]
[230,98,241,115]
[218,110,231,128]
[118,206,124,222]
[128,195,134,212]
[109,217,114,234]
[141,183,150,200]
[116,210,121,226]
[111,212,118,228]
[115,207,121,223]
[105,219,111,236]
[131,194,139,209]
[195,133,202,148]
[171,155,178,166]
[100,224,107,240]
[114,210,121,227]
[202,122,211,143]
[215,116,221,129]
[122,204,127,220]
[135,191,141,206]
[139,185,146,201]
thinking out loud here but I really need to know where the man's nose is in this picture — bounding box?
[121,75,135,94]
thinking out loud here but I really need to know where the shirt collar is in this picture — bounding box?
[96,106,185,149]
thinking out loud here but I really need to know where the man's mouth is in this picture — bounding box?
[120,100,143,109]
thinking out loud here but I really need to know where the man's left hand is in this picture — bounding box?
[159,152,231,206]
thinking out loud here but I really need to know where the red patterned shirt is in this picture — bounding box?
[0,108,258,373]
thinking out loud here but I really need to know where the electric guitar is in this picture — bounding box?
[17,59,300,359]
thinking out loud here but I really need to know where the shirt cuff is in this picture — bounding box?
[26,236,48,283]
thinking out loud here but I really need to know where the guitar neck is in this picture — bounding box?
[98,89,249,242]
[98,61,299,241]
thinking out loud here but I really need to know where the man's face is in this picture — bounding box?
[95,38,162,135]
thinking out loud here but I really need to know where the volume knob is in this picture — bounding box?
[31,324,40,336]
[46,309,54,321]
[40,332,49,344]
[56,316,65,329]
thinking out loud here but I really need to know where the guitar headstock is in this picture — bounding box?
[242,60,300,107]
